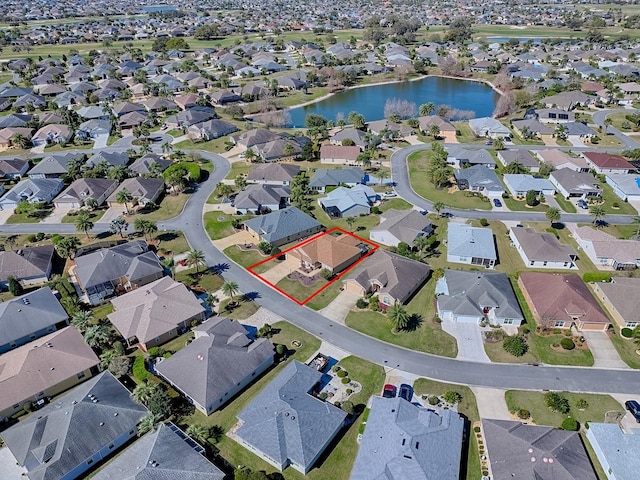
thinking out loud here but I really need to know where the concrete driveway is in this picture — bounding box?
[0,447,26,479]
[41,205,73,224]
[93,133,109,149]
[259,260,294,285]
[98,206,126,224]
[318,289,360,324]
[212,229,254,250]
[471,387,511,420]
[583,331,629,369]
[0,208,14,225]
[441,320,492,363]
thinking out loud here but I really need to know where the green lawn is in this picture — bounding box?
[204,212,251,240]
[61,209,106,223]
[218,298,260,320]
[452,122,485,144]
[223,245,271,273]
[608,330,640,369]
[503,197,549,212]
[504,390,623,428]
[275,275,332,304]
[314,204,382,237]
[554,194,577,213]
[413,378,481,480]
[154,230,190,256]
[484,337,539,364]
[598,181,638,215]
[6,210,51,224]
[174,268,224,292]
[379,197,413,211]
[407,150,491,210]
[306,280,343,311]
[345,278,458,358]
[91,303,114,322]
[128,193,191,222]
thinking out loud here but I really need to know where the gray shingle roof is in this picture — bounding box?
[454,165,504,192]
[371,209,433,245]
[54,178,118,205]
[586,423,640,480]
[447,223,497,260]
[0,244,54,283]
[156,317,273,411]
[0,287,68,348]
[310,167,365,188]
[234,183,290,210]
[27,153,80,176]
[2,372,147,480]
[243,207,322,245]
[235,361,347,471]
[246,163,300,183]
[92,423,225,480]
[351,397,464,480]
[483,419,597,480]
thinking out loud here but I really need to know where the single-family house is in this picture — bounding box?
[518,272,610,330]
[0,286,69,354]
[583,152,635,175]
[454,165,504,197]
[76,119,111,140]
[0,177,64,210]
[351,397,464,480]
[447,147,496,169]
[74,240,164,305]
[447,223,497,268]
[511,119,555,140]
[510,227,577,269]
[287,232,369,274]
[330,128,368,150]
[107,177,165,208]
[550,169,602,199]
[435,270,523,326]
[0,157,29,179]
[128,154,172,176]
[1,372,147,480]
[243,206,324,248]
[605,174,640,202]
[536,149,589,172]
[319,144,361,165]
[187,119,238,141]
[108,276,204,351]
[86,151,129,169]
[543,91,593,111]
[318,184,376,218]
[233,361,347,474]
[535,108,575,123]
[27,153,81,179]
[0,127,33,150]
[370,209,433,247]
[157,317,274,415]
[484,419,597,480]
[503,174,555,198]
[592,277,640,329]
[233,183,290,215]
[564,122,597,143]
[568,224,640,270]
[468,117,511,139]
[246,163,300,186]
[586,423,640,480]
[497,150,540,172]
[0,244,54,288]
[91,423,225,480]
[31,124,73,146]
[0,327,100,422]
[418,115,456,137]
[310,167,366,193]
[54,178,118,209]
[344,249,430,309]
[367,119,415,138]
[231,128,281,149]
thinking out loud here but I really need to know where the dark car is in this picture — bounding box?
[398,384,413,402]
[578,199,588,210]
[382,384,396,398]
[626,400,640,422]
[493,198,502,207]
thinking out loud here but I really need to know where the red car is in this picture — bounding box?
[382,384,396,398]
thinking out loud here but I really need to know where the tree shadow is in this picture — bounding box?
[403,313,423,332]
[210,263,230,274]
[156,231,179,242]
[242,291,261,301]
[550,222,565,230]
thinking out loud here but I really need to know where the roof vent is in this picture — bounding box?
[100,422,104,426]
[290,416,295,420]
[47,343,53,348]
[93,399,99,403]
[114,412,118,417]
[23,298,31,305]
[72,400,77,405]
[50,367,55,371]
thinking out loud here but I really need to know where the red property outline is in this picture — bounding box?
[247,227,379,305]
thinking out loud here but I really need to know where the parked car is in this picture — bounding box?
[578,199,588,209]
[398,384,413,402]
[382,191,397,198]
[493,198,502,207]
[626,400,640,422]
[382,384,396,398]
[485,139,493,145]
[419,210,428,216]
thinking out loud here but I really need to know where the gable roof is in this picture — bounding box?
[436,270,523,320]
[2,372,147,480]
[92,423,225,480]
[0,244,54,283]
[583,152,635,170]
[320,144,361,161]
[128,154,172,176]
[27,153,81,176]
[0,287,68,348]
[0,327,99,415]
[247,163,300,183]
[503,174,555,193]
[351,397,464,480]
[345,249,431,303]
[54,178,118,205]
[536,149,588,169]
[86,151,129,168]
[586,423,640,480]
[0,178,64,205]
[310,167,365,188]
[108,276,204,345]
[483,419,597,480]
[243,207,322,244]
[234,183,290,210]
[319,185,375,213]
[235,361,347,471]
[550,169,601,195]
[518,272,610,325]
[454,165,504,192]
[511,227,576,262]
[372,209,433,245]
[156,317,273,410]
[289,233,364,270]
[498,149,539,168]
[107,177,165,203]
[595,277,640,322]
[447,223,497,260]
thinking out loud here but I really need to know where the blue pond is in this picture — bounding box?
[287,76,499,128]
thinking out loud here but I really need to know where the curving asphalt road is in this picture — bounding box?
[3,148,640,394]
[592,107,640,149]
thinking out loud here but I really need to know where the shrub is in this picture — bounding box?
[341,401,354,415]
[553,328,562,335]
[341,377,350,384]
[473,426,481,433]
[576,399,589,410]
[520,325,531,335]
[372,206,381,214]
[443,391,462,404]
[319,392,328,400]
[337,370,347,377]
[526,190,538,206]
[517,409,531,419]
[479,218,489,226]
[502,192,510,199]
[369,296,380,311]
[561,417,579,431]
[622,328,633,338]
[132,356,149,382]
[8,276,23,296]
[560,338,575,350]
[545,392,570,414]
[27,234,37,242]
[503,335,528,357]
[428,396,439,405]
[23,402,33,413]
[147,347,165,358]
[163,352,172,359]
[346,388,353,395]
[582,272,612,283]
[356,298,368,309]
[36,232,45,241]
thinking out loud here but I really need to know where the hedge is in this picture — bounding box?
[582,272,612,283]
[561,417,579,431]
[132,356,149,382]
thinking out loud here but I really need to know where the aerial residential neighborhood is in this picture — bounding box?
[2,1,640,479]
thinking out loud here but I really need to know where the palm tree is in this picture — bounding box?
[546,207,561,226]
[161,141,173,154]
[493,137,505,150]
[132,381,157,405]
[160,257,175,279]
[432,201,445,215]
[83,324,112,349]
[222,280,240,304]
[116,188,134,214]
[137,412,162,436]
[346,216,355,231]
[419,102,435,116]
[503,161,530,175]
[75,210,94,238]
[71,310,93,332]
[185,424,210,445]
[387,303,410,332]
[429,124,440,139]
[590,204,606,225]
[134,218,158,240]
[186,249,206,273]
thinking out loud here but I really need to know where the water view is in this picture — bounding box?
[287,76,499,127]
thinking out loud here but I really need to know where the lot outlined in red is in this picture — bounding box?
[247,227,379,305]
